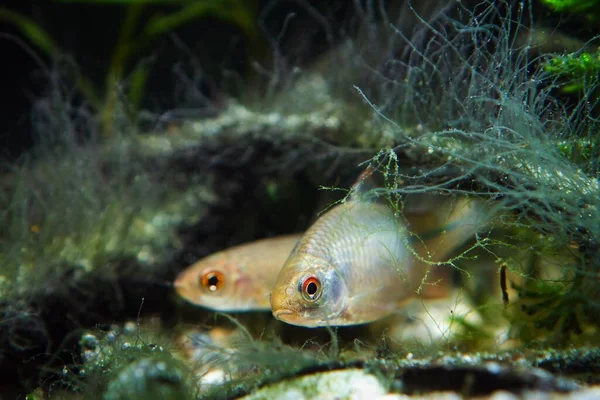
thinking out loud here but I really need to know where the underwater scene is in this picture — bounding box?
[1,0,600,398]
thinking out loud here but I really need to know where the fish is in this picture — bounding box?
[174,234,303,311]
[270,168,485,327]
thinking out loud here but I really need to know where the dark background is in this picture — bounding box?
[0,0,587,161]
[0,0,355,161]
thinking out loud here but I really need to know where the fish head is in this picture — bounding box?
[174,254,266,311]
[270,253,349,327]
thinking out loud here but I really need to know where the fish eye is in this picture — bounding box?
[201,271,224,292]
[301,276,322,301]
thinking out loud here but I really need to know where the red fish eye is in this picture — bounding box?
[302,276,321,301]
[201,271,224,292]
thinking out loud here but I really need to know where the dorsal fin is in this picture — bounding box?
[348,165,380,203]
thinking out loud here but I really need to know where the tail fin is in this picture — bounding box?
[403,195,489,298]
[404,195,487,261]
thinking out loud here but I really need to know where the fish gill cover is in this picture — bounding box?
[1,0,599,398]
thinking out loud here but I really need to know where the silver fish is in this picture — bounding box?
[270,177,484,327]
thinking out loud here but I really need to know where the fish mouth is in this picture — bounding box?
[273,309,293,320]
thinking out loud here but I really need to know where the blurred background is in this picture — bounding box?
[1,0,596,161]
[1,0,352,160]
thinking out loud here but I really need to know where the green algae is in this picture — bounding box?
[67,323,194,400]
[103,357,191,400]
[238,369,386,400]
[541,0,600,17]
[0,141,209,298]
[545,51,600,92]
[4,0,600,398]
[197,342,593,398]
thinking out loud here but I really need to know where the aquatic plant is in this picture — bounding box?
[0,0,263,136]
[541,0,600,18]
[341,0,600,342]
[0,40,211,393]
[540,0,600,133]
[545,51,600,93]
[3,0,600,397]
[51,322,195,400]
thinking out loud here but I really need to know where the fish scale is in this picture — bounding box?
[332,206,406,287]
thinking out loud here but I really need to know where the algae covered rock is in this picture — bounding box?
[238,369,387,400]
[103,357,191,400]
[72,322,195,400]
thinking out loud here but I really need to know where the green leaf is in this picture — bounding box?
[541,0,600,13]
[0,7,59,56]
[544,51,600,93]
[144,0,227,37]
[55,0,195,4]
[127,62,150,111]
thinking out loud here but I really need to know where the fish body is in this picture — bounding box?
[270,194,483,327]
[271,200,414,326]
[174,234,302,311]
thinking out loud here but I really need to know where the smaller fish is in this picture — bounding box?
[174,234,302,311]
